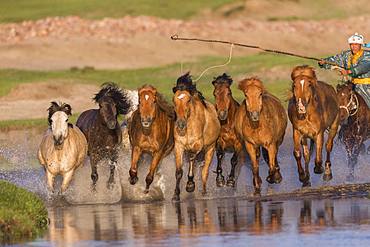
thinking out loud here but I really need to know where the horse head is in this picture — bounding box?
[336,82,358,122]
[238,77,264,122]
[173,90,192,136]
[291,65,317,119]
[212,73,233,121]
[138,85,157,128]
[94,82,131,130]
[48,102,72,148]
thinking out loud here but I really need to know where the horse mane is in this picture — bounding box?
[212,73,233,86]
[238,77,266,92]
[291,65,317,81]
[93,82,131,115]
[47,101,72,126]
[172,72,207,108]
[156,92,176,120]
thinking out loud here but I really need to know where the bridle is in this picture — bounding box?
[340,92,359,117]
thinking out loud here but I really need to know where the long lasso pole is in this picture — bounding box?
[170,35,343,68]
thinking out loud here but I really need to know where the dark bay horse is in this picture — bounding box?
[288,65,339,186]
[235,77,287,195]
[128,85,175,193]
[336,82,370,181]
[212,73,243,187]
[172,73,221,201]
[76,82,131,190]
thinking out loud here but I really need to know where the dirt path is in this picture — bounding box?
[0,15,368,70]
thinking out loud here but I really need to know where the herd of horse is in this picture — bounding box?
[37,65,370,201]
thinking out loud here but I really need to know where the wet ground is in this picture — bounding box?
[1,125,370,246]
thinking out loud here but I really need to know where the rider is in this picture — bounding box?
[318,33,370,109]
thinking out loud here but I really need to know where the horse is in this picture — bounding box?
[235,77,287,195]
[288,65,339,186]
[336,82,370,181]
[76,82,131,190]
[38,102,87,193]
[212,73,243,187]
[172,72,221,201]
[128,85,175,193]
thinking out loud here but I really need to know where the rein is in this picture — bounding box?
[340,92,359,117]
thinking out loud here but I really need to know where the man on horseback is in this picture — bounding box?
[319,33,370,109]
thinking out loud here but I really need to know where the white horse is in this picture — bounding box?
[121,89,139,149]
[38,102,88,193]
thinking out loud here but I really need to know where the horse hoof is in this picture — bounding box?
[91,184,97,193]
[274,170,282,184]
[172,194,180,202]
[144,189,149,194]
[226,177,236,187]
[299,173,308,183]
[302,181,311,187]
[129,176,138,185]
[314,165,324,174]
[107,181,115,190]
[323,173,333,182]
[202,190,208,196]
[266,175,275,184]
[216,176,225,187]
[186,180,195,193]
[253,189,261,196]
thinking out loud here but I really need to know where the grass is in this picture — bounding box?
[0,52,340,129]
[0,180,48,244]
[0,0,237,23]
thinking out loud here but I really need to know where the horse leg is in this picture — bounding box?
[172,144,184,202]
[314,132,324,175]
[323,117,339,181]
[346,138,362,182]
[46,170,55,193]
[245,142,261,195]
[266,144,282,184]
[186,152,196,193]
[215,148,225,187]
[61,169,74,194]
[129,146,141,185]
[293,129,308,185]
[226,151,238,187]
[301,137,311,186]
[144,151,163,193]
[90,155,99,191]
[107,159,117,189]
[201,144,216,195]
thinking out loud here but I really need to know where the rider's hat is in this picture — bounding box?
[348,33,364,44]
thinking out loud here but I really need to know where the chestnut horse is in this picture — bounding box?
[288,65,339,186]
[235,77,287,195]
[212,73,243,187]
[38,102,87,193]
[76,82,131,190]
[128,85,175,193]
[172,73,220,201]
[336,82,370,181]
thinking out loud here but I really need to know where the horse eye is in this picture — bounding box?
[65,119,68,122]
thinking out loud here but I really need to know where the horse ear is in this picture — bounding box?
[63,104,72,116]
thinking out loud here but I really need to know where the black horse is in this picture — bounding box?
[76,82,131,190]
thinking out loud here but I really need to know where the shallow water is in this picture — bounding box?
[18,196,370,247]
[1,126,370,246]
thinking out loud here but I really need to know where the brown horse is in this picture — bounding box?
[336,82,370,181]
[235,77,287,195]
[172,73,221,201]
[288,65,339,186]
[128,85,175,193]
[76,82,131,190]
[212,73,243,187]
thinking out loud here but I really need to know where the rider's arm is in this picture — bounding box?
[318,51,347,69]
[350,58,370,77]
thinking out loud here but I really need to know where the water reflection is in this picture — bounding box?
[42,197,370,246]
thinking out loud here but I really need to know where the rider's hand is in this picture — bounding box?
[340,69,351,76]
[318,59,326,65]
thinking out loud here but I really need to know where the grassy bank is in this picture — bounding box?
[0,180,48,244]
[0,0,236,22]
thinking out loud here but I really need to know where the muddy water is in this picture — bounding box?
[1,125,370,246]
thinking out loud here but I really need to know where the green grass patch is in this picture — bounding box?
[0,180,48,244]
[0,0,237,22]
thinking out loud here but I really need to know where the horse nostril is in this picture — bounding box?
[250,111,260,121]
[176,119,186,130]
[108,121,116,129]
[219,110,228,120]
